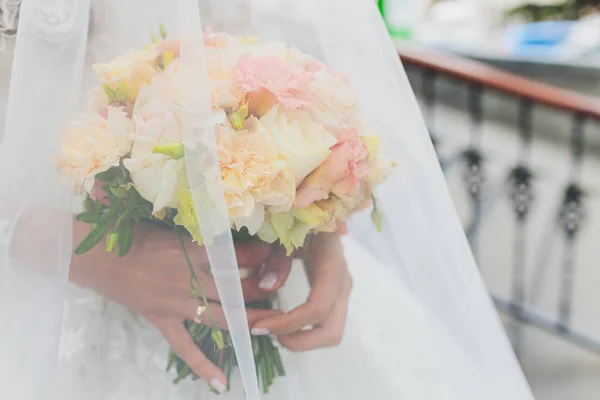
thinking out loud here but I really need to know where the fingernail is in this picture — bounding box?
[238,267,253,280]
[259,271,277,290]
[251,328,270,336]
[211,378,227,394]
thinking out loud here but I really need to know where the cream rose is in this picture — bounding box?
[254,105,337,183]
[56,107,133,194]
[93,48,159,102]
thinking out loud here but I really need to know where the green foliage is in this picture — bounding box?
[74,217,112,254]
[103,84,119,103]
[159,23,168,40]
[167,300,285,393]
[118,219,134,257]
[371,194,384,233]
[74,166,152,257]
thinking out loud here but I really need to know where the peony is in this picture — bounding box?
[295,128,370,209]
[56,107,133,194]
[254,105,337,184]
[93,49,159,102]
[236,54,312,111]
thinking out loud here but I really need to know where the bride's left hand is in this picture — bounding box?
[252,233,353,351]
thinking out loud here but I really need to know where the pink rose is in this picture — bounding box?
[295,129,370,209]
[235,55,312,111]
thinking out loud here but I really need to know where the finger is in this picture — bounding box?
[251,261,348,335]
[191,269,274,303]
[157,319,227,394]
[278,273,352,352]
[257,245,293,292]
[235,241,273,269]
[177,239,272,274]
[178,299,284,331]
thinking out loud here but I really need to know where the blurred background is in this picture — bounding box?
[379,0,600,399]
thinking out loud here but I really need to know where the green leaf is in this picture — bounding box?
[371,194,383,232]
[102,84,118,103]
[83,199,95,213]
[211,329,225,350]
[76,212,102,224]
[115,82,129,102]
[118,219,134,257]
[229,102,249,131]
[105,185,120,208]
[159,23,168,39]
[166,351,177,372]
[96,166,128,189]
[132,211,141,224]
[125,198,135,212]
[110,186,128,198]
[105,232,119,253]
[74,218,112,255]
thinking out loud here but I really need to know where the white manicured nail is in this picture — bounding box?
[259,271,277,290]
[211,378,227,394]
[251,328,270,336]
[238,267,252,280]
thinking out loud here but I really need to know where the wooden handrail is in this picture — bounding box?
[397,45,600,122]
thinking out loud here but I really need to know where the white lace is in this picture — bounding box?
[0,0,20,51]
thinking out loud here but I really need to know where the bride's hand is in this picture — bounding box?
[250,233,353,351]
[69,219,288,390]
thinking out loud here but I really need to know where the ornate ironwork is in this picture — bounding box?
[508,165,534,222]
[558,184,585,239]
[462,148,485,201]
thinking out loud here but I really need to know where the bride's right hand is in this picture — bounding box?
[69,219,285,391]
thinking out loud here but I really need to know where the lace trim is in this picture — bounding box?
[0,0,20,51]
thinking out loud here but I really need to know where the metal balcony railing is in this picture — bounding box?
[399,45,600,356]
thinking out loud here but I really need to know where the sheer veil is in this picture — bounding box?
[0,0,533,399]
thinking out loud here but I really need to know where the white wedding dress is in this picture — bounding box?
[52,237,458,400]
[0,1,534,399]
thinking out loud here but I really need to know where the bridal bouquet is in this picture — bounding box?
[55,26,393,393]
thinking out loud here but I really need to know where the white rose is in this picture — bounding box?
[124,75,186,213]
[255,105,337,183]
[56,107,133,194]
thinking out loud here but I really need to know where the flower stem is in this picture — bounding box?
[176,228,217,329]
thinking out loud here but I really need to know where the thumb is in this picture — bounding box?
[157,318,228,394]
